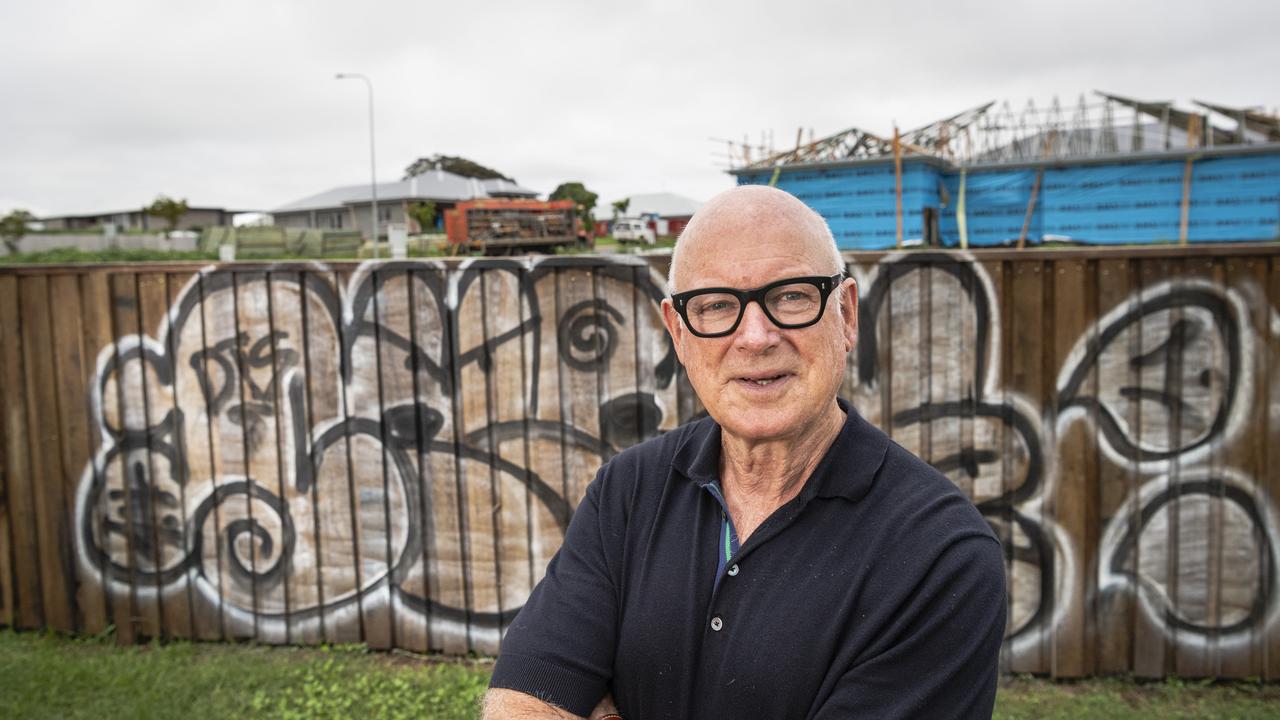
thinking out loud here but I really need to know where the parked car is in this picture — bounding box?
[612,217,656,244]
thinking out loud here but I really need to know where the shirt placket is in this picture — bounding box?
[703,481,741,594]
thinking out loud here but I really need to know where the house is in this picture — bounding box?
[730,93,1280,249]
[272,170,539,238]
[593,192,703,237]
[40,206,239,232]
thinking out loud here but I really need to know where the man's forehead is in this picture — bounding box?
[676,219,828,283]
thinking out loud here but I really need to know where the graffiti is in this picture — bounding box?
[51,248,1280,672]
[848,252,1278,665]
[847,253,1067,657]
[74,257,677,651]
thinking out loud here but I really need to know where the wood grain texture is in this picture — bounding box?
[1093,257,1137,675]
[1049,258,1092,678]
[1007,259,1048,675]
[20,274,74,633]
[48,273,106,635]
[0,249,1276,679]
[0,275,40,629]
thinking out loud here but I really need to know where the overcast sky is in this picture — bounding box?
[2,0,1277,217]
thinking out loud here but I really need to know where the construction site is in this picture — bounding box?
[726,92,1280,250]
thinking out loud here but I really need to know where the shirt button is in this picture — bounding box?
[727,563,739,577]
[710,616,724,632]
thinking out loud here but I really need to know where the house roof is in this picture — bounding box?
[593,191,703,221]
[39,206,243,222]
[273,170,538,213]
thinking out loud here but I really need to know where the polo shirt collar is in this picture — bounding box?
[670,397,888,503]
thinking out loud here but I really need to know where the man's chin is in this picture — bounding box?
[716,410,803,444]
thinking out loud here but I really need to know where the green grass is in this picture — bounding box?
[3,629,1279,719]
[0,629,490,720]
[0,247,219,264]
[994,674,1280,719]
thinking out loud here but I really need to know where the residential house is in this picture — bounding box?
[593,192,703,237]
[41,206,239,232]
[273,170,538,238]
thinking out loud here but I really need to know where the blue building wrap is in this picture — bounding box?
[736,160,943,250]
[736,147,1280,250]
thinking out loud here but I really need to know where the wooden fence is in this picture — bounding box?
[1,247,1278,679]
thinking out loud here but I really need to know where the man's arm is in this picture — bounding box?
[480,689,618,720]
[812,535,1007,720]
[481,688,584,720]
[488,468,625,716]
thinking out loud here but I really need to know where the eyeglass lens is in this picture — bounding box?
[685,282,825,335]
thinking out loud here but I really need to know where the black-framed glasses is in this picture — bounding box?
[670,273,844,338]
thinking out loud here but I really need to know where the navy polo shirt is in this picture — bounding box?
[491,399,1006,719]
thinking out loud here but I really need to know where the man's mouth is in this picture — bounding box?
[737,373,788,386]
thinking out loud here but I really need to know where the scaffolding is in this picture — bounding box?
[723,91,1280,171]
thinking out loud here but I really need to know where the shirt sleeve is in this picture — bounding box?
[811,534,1007,720]
[488,466,622,717]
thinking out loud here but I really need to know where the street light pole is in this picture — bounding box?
[335,72,379,257]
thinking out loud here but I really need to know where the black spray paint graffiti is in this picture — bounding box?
[73,251,1279,658]
[75,256,679,651]
[850,253,1278,660]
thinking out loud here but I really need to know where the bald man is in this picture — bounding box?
[484,186,1006,719]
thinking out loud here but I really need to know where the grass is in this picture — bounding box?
[0,629,490,720]
[0,247,220,265]
[0,241,633,265]
[994,674,1280,719]
[592,234,677,254]
[4,629,1280,718]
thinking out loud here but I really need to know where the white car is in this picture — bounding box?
[612,218,656,244]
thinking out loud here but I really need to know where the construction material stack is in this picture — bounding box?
[445,198,586,255]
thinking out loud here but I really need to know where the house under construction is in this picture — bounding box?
[728,92,1280,250]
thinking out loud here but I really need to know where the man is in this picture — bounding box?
[484,185,1006,719]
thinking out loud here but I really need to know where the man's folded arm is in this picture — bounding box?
[482,689,620,720]
[488,468,624,717]
[813,535,1008,720]
[480,688,586,720]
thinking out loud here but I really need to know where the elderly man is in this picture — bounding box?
[484,185,1006,719]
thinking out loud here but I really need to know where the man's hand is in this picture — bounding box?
[481,689,619,720]
[589,692,619,719]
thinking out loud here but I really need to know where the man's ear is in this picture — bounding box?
[661,298,687,362]
[839,277,858,353]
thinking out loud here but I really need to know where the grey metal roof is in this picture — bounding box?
[482,177,539,197]
[273,170,540,213]
[593,192,703,221]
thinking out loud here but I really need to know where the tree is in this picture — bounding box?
[146,195,190,236]
[0,209,33,255]
[408,200,437,233]
[549,182,598,231]
[611,197,631,219]
[403,155,512,182]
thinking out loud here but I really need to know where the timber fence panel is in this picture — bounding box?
[0,275,40,630]
[20,274,75,634]
[49,273,106,636]
[370,266,424,653]
[107,272,161,639]
[1,249,1278,678]
[1223,257,1270,679]
[346,266,394,650]
[1049,257,1093,678]
[135,272,182,640]
[480,264,532,649]
[1008,259,1051,674]
[161,271,207,642]
[1092,257,1137,675]
[1267,257,1280,682]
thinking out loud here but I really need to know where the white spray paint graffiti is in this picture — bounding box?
[74,257,677,652]
[70,252,1279,665]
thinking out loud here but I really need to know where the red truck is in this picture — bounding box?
[444,198,589,255]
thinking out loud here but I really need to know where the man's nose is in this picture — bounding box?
[733,300,778,348]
